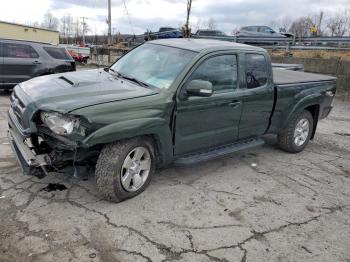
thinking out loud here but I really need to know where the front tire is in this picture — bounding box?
[278,110,314,153]
[95,137,155,202]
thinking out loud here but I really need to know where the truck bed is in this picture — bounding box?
[273,68,336,85]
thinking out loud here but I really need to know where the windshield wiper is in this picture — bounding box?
[108,68,149,88]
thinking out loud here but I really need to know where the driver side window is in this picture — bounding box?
[187,54,237,93]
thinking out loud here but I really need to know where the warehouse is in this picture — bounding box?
[0,20,59,44]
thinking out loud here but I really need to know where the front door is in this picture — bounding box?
[174,54,243,155]
[2,42,41,85]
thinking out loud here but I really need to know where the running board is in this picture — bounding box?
[174,138,264,166]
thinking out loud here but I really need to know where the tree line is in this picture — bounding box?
[269,9,350,37]
[27,8,350,46]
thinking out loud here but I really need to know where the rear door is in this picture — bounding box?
[2,42,41,85]
[238,53,274,139]
[175,53,244,155]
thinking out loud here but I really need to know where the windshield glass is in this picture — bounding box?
[110,44,197,89]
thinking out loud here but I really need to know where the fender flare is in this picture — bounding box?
[82,117,173,165]
[280,93,321,132]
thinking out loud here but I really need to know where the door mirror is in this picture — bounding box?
[186,80,213,97]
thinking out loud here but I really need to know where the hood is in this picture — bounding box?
[19,69,159,113]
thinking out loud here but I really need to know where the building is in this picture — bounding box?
[0,20,59,44]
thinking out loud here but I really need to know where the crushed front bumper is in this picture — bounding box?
[7,127,49,176]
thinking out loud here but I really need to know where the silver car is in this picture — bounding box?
[236,26,286,37]
[0,39,76,89]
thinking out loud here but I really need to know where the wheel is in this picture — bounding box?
[95,137,155,202]
[278,110,314,153]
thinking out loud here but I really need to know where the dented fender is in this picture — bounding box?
[81,117,174,165]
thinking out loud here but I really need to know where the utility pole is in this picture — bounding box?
[80,16,88,46]
[112,27,116,43]
[108,0,112,45]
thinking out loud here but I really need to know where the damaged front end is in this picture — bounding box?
[8,90,100,178]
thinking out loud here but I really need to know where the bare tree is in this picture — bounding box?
[309,11,324,36]
[280,16,292,33]
[41,11,59,30]
[25,21,40,28]
[183,0,193,38]
[60,15,74,43]
[268,20,278,31]
[207,18,217,30]
[193,18,202,33]
[289,17,314,38]
[326,9,349,36]
[269,16,292,33]
[73,17,82,43]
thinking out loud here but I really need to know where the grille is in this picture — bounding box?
[10,91,26,128]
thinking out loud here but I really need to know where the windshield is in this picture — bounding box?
[110,44,197,89]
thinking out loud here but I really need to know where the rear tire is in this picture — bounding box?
[278,110,314,153]
[95,137,155,202]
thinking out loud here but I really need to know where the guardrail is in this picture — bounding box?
[129,30,350,49]
[192,35,291,44]
[262,46,350,51]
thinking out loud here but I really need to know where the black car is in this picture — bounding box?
[0,39,76,89]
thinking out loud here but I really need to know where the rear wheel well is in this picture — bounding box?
[305,104,320,139]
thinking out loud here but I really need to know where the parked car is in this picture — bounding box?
[68,50,89,64]
[195,30,227,37]
[145,27,182,40]
[158,27,182,38]
[8,39,336,202]
[0,39,76,89]
[235,26,287,37]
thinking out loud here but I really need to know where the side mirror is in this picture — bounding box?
[186,80,213,97]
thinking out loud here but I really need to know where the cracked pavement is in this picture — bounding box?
[0,92,350,262]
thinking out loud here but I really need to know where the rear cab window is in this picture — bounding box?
[2,43,39,58]
[43,47,72,60]
[245,53,268,89]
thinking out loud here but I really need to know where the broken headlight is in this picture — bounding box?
[40,112,86,136]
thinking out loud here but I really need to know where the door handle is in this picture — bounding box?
[32,61,42,65]
[228,101,241,107]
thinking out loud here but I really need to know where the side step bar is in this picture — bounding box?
[174,138,264,166]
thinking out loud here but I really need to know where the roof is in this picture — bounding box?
[0,20,59,33]
[0,38,55,46]
[149,38,265,52]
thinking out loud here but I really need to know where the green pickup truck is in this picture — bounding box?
[8,39,336,202]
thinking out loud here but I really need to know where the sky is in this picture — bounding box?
[1,0,350,35]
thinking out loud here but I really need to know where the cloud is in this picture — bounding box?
[2,0,350,35]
